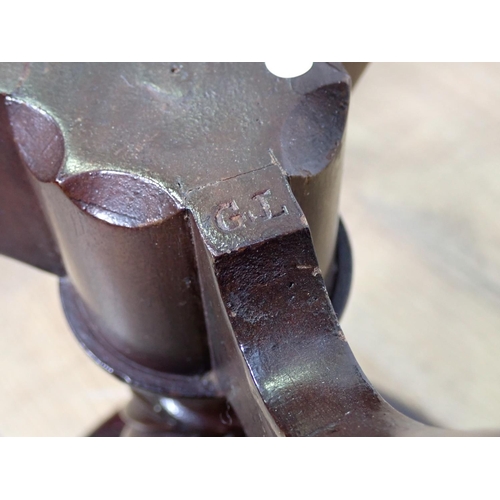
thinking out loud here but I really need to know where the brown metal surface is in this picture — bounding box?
[0,62,476,436]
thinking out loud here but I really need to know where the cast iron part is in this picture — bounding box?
[0,63,476,436]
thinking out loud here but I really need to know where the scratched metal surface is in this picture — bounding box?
[0,63,342,196]
[0,62,348,277]
[1,63,500,435]
[0,63,354,435]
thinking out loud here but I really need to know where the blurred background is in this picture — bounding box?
[1,62,500,435]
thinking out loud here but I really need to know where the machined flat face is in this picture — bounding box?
[0,62,348,197]
[1,62,350,262]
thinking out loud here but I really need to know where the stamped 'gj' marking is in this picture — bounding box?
[215,189,289,232]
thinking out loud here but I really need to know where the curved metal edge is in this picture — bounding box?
[59,277,220,399]
[58,217,351,400]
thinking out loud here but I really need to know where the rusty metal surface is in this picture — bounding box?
[0,62,474,436]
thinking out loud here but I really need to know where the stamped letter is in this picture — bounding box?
[250,189,289,221]
[215,200,246,232]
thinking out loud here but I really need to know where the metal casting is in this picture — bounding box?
[0,62,479,436]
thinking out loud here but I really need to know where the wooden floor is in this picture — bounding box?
[1,63,500,436]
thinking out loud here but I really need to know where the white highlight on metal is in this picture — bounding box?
[160,397,183,418]
[265,61,313,79]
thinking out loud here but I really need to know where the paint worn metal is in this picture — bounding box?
[0,62,473,436]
